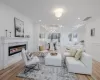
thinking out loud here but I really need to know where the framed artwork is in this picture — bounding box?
[48,33,60,39]
[39,33,45,39]
[91,28,95,36]
[48,33,61,42]
[14,17,24,37]
[68,33,72,41]
[73,33,77,38]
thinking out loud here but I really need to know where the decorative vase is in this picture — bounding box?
[5,30,8,37]
[9,32,11,37]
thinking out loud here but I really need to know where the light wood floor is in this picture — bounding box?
[0,60,100,80]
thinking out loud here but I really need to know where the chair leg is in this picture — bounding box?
[24,66,30,74]
[24,64,37,74]
[24,63,40,74]
[37,63,40,70]
[24,67,27,74]
[33,63,40,71]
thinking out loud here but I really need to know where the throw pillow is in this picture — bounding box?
[26,51,34,61]
[69,48,77,57]
[75,49,82,60]
[66,48,70,50]
[39,46,44,51]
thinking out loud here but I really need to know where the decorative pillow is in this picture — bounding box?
[75,49,82,60]
[66,48,70,50]
[26,51,34,61]
[69,48,77,57]
[39,46,44,51]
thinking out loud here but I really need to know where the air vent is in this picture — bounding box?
[83,17,92,21]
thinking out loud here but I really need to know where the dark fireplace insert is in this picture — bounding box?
[9,44,26,56]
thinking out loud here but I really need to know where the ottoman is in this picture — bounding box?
[45,53,62,66]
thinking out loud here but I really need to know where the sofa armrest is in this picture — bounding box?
[80,52,92,72]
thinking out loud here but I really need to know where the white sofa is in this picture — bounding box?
[64,52,92,75]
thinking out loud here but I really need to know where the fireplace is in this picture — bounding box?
[9,44,26,56]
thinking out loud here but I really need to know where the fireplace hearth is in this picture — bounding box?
[9,44,26,56]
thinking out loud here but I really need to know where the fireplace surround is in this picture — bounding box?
[0,37,28,70]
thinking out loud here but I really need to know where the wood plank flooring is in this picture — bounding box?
[0,60,100,80]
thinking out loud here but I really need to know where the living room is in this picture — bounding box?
[0,0,100,80]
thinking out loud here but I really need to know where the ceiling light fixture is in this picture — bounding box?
[54,8,64,18]
[78,17,80,20]
[39,20,41,22]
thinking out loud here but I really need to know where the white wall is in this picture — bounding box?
[33,24,40,51]
[61,26,85,46]
[0,2,35,52]
[0,2,36,69]
[60,32,70,46]
[85,18,100,62]
[74,26,85,42]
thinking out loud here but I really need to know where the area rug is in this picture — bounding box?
[17,57,78,80]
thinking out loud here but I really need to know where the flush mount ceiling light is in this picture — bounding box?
[54,8,64,18]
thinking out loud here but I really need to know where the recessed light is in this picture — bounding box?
[39,20,41,22]
[78,17,80,20]
[60,25,63,27]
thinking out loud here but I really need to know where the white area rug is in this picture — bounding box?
[17,57,78,80]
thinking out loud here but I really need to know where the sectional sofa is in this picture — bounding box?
[64,51,92,75]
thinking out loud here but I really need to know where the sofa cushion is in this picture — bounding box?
[75,49,82,60]
[64,52,72,57]
[66,57,87,73]
[66,57,84,66]
[69,48,77,57]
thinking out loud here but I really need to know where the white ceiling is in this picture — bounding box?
[1,0,100,31]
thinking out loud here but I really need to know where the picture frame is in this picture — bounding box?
[48,33,61,42]
[73,33,77,38]
[48,33,60,39]
[14,17,24,37]
[39,33,45,39]
[91,28,95,36]
[68,33,72,41]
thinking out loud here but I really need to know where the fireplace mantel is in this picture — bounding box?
[1,36,29,43]
[0,37,28,70]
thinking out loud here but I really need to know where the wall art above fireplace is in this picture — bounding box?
[14,17,24,37]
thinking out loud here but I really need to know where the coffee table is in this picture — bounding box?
[45,53,62,66]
